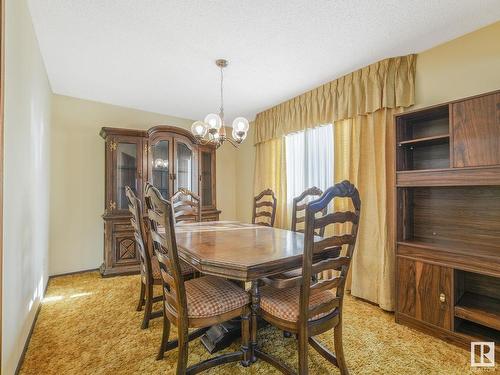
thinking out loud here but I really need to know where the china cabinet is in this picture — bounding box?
[100,125,220,276]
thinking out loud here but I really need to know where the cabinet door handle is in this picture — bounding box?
[439,293,446,303]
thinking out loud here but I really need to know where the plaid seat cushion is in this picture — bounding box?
[185,276,249,318]
[260,285,337,322]
[151,256,196,280]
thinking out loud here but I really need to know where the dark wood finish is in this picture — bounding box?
[258,181,361,375]
[397,165,500,187]
[174,222,340,282]
[145,184,250,374]
[395,89,500,354]
[199,145,217,210]
[455,293,500,331]
[100,126,220,276]
[452,92,500,168]
[252,189,277,227]
[291,187,326,235]
[171,188,201,223]
[396,258,452,330]
[126,187,164,329]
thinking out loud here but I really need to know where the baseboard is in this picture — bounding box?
[49,267,99,279]
[13,278,50,375]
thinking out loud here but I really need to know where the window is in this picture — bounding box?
[285,124,334,205]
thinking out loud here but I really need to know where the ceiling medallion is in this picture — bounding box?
[191,59,249,148]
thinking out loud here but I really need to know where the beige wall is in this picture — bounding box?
[50,95,237,276]
[235,125,256,223]
[2,0,52,373]
[415,21,500,107]
[235,22,500,224]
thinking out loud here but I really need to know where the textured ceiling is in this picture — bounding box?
[28,1,500,122]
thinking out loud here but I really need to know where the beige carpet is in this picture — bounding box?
[19,272,477,374]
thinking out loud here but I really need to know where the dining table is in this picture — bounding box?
[173,220,337,369]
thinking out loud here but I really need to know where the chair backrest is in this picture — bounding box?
[291,187,327,236]
[252,189,277,227]
[144,182,188,325]
[171,188,201,223]
[300,180,361,326]
[125,186,152,280]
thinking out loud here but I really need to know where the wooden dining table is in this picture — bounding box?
[174,220,336,368]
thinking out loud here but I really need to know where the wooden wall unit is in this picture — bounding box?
[100,126,221,276]
[395,89,500,355]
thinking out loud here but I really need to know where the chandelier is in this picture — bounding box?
[191,59,249,148]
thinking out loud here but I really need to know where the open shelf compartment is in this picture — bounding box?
[396,104,450,171]
[454,270,500,342]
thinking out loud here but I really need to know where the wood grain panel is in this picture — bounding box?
[397,258,452,329]
[412,186,500,249]
[396,166,500,187]
[453,93,500,167]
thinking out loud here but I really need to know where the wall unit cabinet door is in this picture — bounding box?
[452,93,500,167]
[397,257,452,329]
[106,135,143,213]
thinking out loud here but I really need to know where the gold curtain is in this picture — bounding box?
[253,137,288,229]
[254,55,415,145]
[334,108,400,310]
[253,55,415,310]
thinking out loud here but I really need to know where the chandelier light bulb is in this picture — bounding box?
[232,117,249,133]
[204,113,222,130]
[191,121,207,137]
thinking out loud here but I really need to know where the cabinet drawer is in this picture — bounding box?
[397,257,452,329]
[114,221,133,232]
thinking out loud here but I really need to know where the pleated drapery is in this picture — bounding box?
[253,55,416,311]
[254,55,415,145]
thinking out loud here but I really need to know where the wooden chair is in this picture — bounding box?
[126,186,165,329]
[145,184,251,374]
[270,187,329,284]
[252,189,277,227]
[171,188,201,223]
[258,180,361,374]
[127,186,197,329]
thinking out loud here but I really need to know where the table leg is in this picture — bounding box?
[250,280,260,363]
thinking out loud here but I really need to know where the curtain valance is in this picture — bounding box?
[254,54,416,144]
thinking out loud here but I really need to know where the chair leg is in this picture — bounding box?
[136,280,145,311]
[334,322,349,375]
[177,326,189,375]
[156,310,170,360]
[240,307,251,367]
[297,331,308,374]
[141,282,154,329]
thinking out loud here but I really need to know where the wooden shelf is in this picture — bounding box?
[398,134,449,147]
[398,239,500,261]
[455,320,500,345]
[455,292,500,331]
[396,165,500,186]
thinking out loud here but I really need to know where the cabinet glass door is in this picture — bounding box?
[201,150,213,208]
[175,141,195,192]
[116,142,138,210]
[151,140,170,199]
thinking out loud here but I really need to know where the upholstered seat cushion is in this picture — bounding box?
[184,276,249,318]
[151,256,196,280]
[260,285,338,322]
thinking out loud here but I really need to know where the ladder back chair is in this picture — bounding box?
[126,186,164,329]
[277,187,329,280]
[171,188,201,223]
[145,184,251,374]
[252,189,277,227]
[258,180,361,375]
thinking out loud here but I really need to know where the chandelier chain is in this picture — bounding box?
[219,65,224,120]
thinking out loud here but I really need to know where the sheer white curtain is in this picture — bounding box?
[285,124,334,207]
